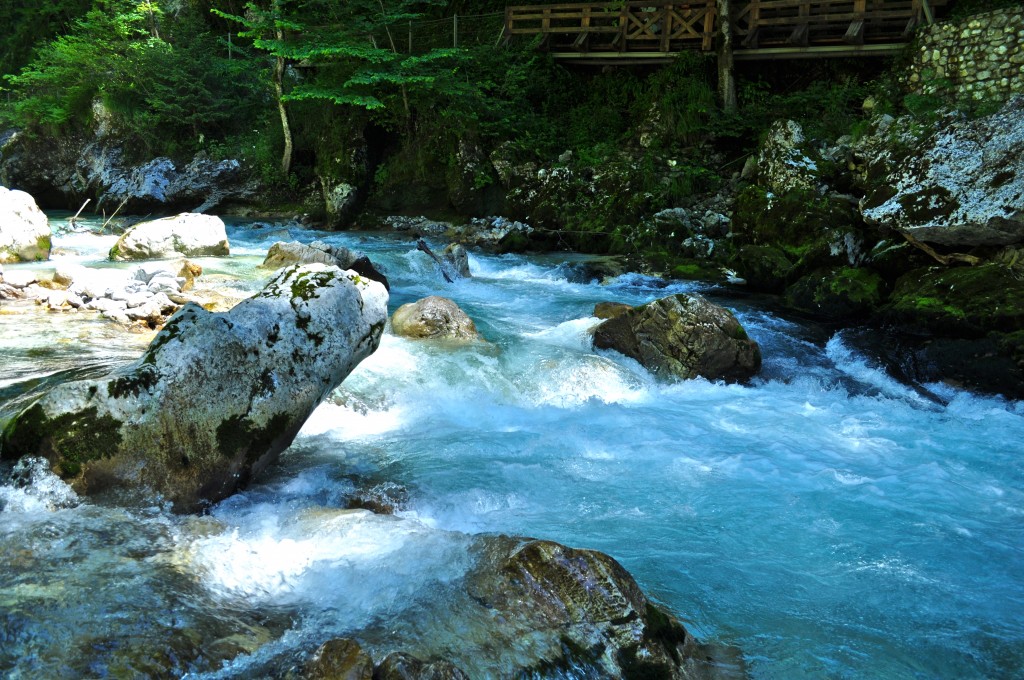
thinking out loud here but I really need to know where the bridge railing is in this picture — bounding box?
[504,1,719,53]
[504,0,947,54]
[734,0,947,48]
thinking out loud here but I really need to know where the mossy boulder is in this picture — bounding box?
[732,244,795,293]
[593,294,761,383]
[783,267,887,320]
[0,264,388,511]
[880,264,1024,336]
[730,185,867,281]
[260,240,389,291]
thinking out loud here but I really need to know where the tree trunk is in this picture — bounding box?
[273,51,293,177]
[716,0,737,113]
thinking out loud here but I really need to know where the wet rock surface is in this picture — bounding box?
[0,131,258,214]
[464,536,737,679]
[0,263,388,511]
[391,296,482,342]
[593,294,761,383]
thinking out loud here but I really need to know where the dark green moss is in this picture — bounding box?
[1,404,122,477]
[882,264,1024,335]
[108,365,160,399]
[732,186,858,252]
[783,267,886,320]
[732,244,795,293]
[289,270,335,301]
[142,314,189,365]
[898,185,956,222]
[216,412,292,463]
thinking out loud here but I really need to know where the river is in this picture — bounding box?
[1,216,1022,678]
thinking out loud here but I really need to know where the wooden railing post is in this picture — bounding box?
[661,3,673,52]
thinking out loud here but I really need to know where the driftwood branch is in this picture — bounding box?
[416,239,454,283]
[101,198,130,233]
[899,230,981,267]
[69,199,90,227]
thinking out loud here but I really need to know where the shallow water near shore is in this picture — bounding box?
[1,216,1023,678]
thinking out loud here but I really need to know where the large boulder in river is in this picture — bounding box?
[858,95,1024,246]
[593,294,761,383]
[0,263,388,511]
[0,186,51,263]
[391,296,481,342]
[110,213,229,260]
[261,240,389,291]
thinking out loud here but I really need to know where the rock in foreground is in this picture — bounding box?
[0,186,51,263]
[391,296,482,342]
[1,264,387,511]
[593,294,761,383]
[466,537,733,679]
[110,213,229,261]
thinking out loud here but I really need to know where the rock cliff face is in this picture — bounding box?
[0,186,51,263]
[0,131,258,213]
[1,264,388,511]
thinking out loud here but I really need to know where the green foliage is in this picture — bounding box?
[0,0,92,77]
[3,1,266,158]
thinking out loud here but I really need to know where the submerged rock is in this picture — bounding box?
[305,638,373,680]
[593,294,761,383]
[374,653,469,680]
[858,96,1024,246]
[0,186,51,263]
[0,263,388,511]
[391,296,482,342]
[110,213,229,261]
[261,240,389,291]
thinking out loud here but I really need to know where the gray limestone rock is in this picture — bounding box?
[0,186,51,263]
[859,95,1024,246]
[110,213,229,261]
[0,263,388,511]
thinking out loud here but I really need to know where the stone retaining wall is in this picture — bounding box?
[908,7,1024,102]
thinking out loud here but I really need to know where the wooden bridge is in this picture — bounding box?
[503,0,948,62]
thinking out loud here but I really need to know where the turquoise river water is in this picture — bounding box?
[1,217,1022,679]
